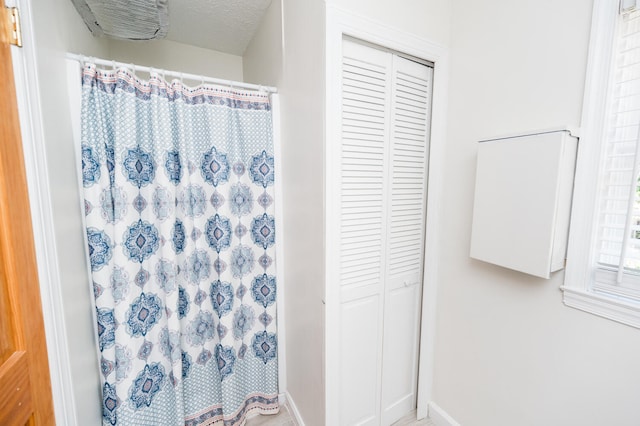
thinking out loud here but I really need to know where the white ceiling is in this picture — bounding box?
[165,0,272,56]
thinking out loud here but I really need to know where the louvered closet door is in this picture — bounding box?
[338,37,433,426]
[381,55,433,426]
[339,38,392,426]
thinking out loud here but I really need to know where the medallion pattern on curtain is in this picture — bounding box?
[80,63,278,425]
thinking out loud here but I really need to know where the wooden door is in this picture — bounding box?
[0,2,55,425]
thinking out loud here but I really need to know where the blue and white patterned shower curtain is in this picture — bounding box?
[80,63,279,425]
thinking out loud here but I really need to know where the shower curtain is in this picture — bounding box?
[80,63,279,425]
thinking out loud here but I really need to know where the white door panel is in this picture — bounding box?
[380,274,423,424]
[340,296,383,426]
[339,38,433,426]
[381,54,432,425]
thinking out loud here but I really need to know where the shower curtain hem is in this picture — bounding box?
[186,393,279,426]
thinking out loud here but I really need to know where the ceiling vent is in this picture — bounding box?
[70,0,169,40]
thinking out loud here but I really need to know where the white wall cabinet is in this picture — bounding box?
[336,38,433,426]
[470,130,578,278]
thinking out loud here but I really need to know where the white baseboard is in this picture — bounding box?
[285,391,305,426]
[428,401,461,426]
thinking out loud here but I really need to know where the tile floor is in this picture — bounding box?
[392,410,436,426]
[245,406,435,426]
[245,404,296,426]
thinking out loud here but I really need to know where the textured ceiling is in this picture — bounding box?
[165,0,272,55]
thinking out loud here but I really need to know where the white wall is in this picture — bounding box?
[243,0,283,86]
[29,0,108,422]
[433,1,640,425]
[326,0,452,47]
[108,39,243,81]
[247,0,328,424]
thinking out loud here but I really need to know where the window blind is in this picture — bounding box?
[621,0,640,14]
[595,8,640,296]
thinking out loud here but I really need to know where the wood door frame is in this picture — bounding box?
[5,0,78,423]
[0,0,55,423]
[324,5,450,423]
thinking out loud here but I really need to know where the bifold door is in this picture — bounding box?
[338,38,433,426]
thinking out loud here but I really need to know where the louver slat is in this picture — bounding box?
[387,62,432,277]
[340,41,391,293]
[339,38,434,426]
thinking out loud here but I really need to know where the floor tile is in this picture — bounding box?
[246,405,438,426]
[246,404,296,426]
[392,410,436,426]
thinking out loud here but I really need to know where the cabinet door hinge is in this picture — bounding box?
[3,6,22,47]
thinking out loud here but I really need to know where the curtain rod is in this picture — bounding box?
[66,53,278,94]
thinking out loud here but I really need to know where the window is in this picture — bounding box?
[563,0,640,327]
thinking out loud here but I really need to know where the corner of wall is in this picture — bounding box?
[278,0,326,424]
[284,391,307,426]
[428,401,461,426]
[242,0,283,86]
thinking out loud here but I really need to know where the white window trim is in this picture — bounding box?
[563,0,640,327]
